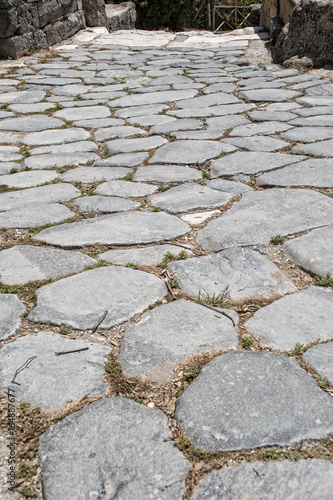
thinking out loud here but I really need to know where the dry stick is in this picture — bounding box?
[165,279,176,299]
[192,299,236,327]
[55,348,89,356]
[90,310,108,334]
[11,356,37,386]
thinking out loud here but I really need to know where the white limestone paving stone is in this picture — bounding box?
[28,267,167,330]
[31,211,190,248]
[206,178,252,194]
[168,103,255,118]
[191,460,333,500]
[110,89,198,107]
[53,105,111,121]
[99,244,193,266]
[95,180,157,197]
[0,146,21,161]
[147,183,233,214]
[39,397,191,499]
[148,118,203,135]
[60,166,131,183]
[0,184,80,211]
[0,116,63,132]
[24,152,100,170]
[0,90,46,104]
[281,127,333,143]
[94,152,147,167]
[169,247,296,300]
[0,204,74,229]
[133,164,202,183]
[72,196,140,214]
[0,246,96,285]
[119,299,238,382]
[104,136,168,154]
[174,92,239,108]
[0,132,20,144]
[29,141,98,155]
[238,89,302,102]
[197,189,333,252]
[291,139,333,157]
[0,332,109,409]
[0,170,59,188]
[0,294,26,341]
[0,162,18,175]
[283,226,333,276]
[222,136,289,152]
[174,351,333,451]
[94,126,146,142]
[22,128,91,146]
[229,121,293,136]
[149,140,237,165]
[245,286,333,351]
[303,343,333,386]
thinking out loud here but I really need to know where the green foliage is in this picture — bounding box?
[133,0,201,30]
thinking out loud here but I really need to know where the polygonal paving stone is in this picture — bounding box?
[223,136,289,152]
[0,131,20,144]
[288,115,333,127]
[205,115,250,129]
[238,89,301,102]
[54,105,111,121]
[119,299,238,382]
[99,244,194,266]
[169,247,296,300]
[174,351,333,451]
[0,332,109,409]
[25,152,99,170]
[292,105,333,117]
[127,114,176,126]
[149,118,203,135]
[197,189,333,251]
[39,397,191,499]
[0,90,45,104]
[303,343,333,386]
[256,158,333,188]
[175,92,239,108]
[296,96,333,106]
[281,127,333,143]
[147,183,233,214]
[283,226,333,276]
[31,211,190,248]
[94,126,146,142]
[149,140,236,165]
[0,294,26,341]
[0,146,21,161]
[0,203,74,229]
[22,128,91,146]
[210,152,306,177]
[229,121,292,136]
[0,184,80,211]
[0,245,96,285]
[72,196,140,214]
[168,103,255,118]
[0,162,18,175]
[94,152,147,167]
[73,117,124,128]
[248,110,295,121]
[133,164,202,183]
[30,141,98,156]
[28,266,167,330]
[291,139,333,157]
[0,170,59,188]
[0,116,63,132]
[245,286,333,351]
[110,88,198,106]
[192,460,333,500]
[115,103,168,118]
[104,136,168,154]
[95,180,156,197]
[60,166,131,183]
[206,178,252,194]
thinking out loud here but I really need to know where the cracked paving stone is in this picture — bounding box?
[303,343,333,387]
[104,136,167,154]
[22,128,91,146]
[60,166,131,183]
[256,158,333,188]
[283,225,333,276]
[192,460,333,500]
[72,196,140,214]
[222,136,289,152]
[210,151,306,177]
[149,140,236,165]
[28,266,167,330]
[99,244,193,266]
[197,188,333,251]
[0,170,59,188]
[24,152,99,170]
[0,203,74,229]
[96,180,157,197]
[245,286,333,351]
[115,103,168,118]
[94,126,146,142]
[0,332,109,409]
[174,351,333,451]
[0,294,26,341]
[0,116,63,132]
[133,164,202,183]
[0,184,80,211]
[39,397,191,499]
[0,146,21,162]
[169,247,296,300]
[229,121,293,137]
[147,183,233,214]
[291,139,333,157]
[238,89,302,102]
[0,245,96,285]
[127,114,176,127]
[119,299,238,382]
[31,211,190,248]
[53,105,111,121]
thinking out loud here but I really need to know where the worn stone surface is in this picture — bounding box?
[99,244,193,266]
[60,166,131,183]
[149,140,236,165]
[169,248,296,300]
[28,266,167,330]
[281,126,333,143]
[291,139,333,157]
[24,152,99,170]
[39,397,191,498]
[245,286,333,351]
[223,136,289,152]
[0,184,80,211]
[72,195,140,214]
[283,226,333,276]
[175,351,333,451]
[238,89,301,102]
[0,332,109,409]
[0,203,74,229]
[0,245,96,285]
[303,343,333,386]
[197,189,333,251]
[104,136,167,154]
[192,460,333,500]
[22,128,91,146]
[0,115,62,132]
[0,294,26,341]
[119,300,238,382]
[96,180,156,197]
[256,158,333,187]
[0,170,59,188]
[133,164,202,183]
[206,178,252,194]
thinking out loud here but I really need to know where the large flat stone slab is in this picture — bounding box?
[223,136,289,152]
[39,397,191,499]
[133,164,202,183]
[175,351,333,451]
[95,180,157,197]
[291,139,333,157]
[283,226,333,276]
[147,183,233,214]
[60,166,131,183]
[197,189,333,251]
[210,152,305,177]
[109,89,198,106]
[0,203,74,229]
[0,332,109,409]
[206,178,252,194]
[229,121,292,137]
[175,92,239,108]
[0,246,96,285]
[149,140,236,165]
[0,184,80,211]
[245,287,333,351]
[192,460,333,500]
[72,195,140,214]
[257,158,333,188]
[281,127,333,143]
[0,170,59,188]
[169,248,296,300]
[0,90,45,104]
[238,89,301,102]
[0,116,63,132]
[119,299,238,382]
[0,294,26,341]
[31,210,190,248]
[94,126,146,142]
[22,128,91,146]
[104,136,167,154]
[303,343,333,386]
[99,244,194,266]
[28,266,167,330]
[54,105,111,121]
[25,152,99,170]
[94,152,147,167]
[168,103,255,118]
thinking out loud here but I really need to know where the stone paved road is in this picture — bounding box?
[0,27,333,499]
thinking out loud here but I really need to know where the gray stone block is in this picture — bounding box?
[100,244,193,266]
[72,195,140,214]
[149,140,236,165]
[0,184,80,211]
[0,294,26,341]
[0,203,74,229]
[303,342,333,386]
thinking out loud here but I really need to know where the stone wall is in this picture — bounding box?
[260,0,301,29]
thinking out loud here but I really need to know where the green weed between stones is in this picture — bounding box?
[270,234,284,244]
[158,183,173,192]
[195,287,231,308]
[315,273,333,287]
[157,250,188,268]
[0,278,54,304]
[126,262,139,269]
[153,206,161,212]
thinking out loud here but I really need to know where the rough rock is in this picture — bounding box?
[133,164,202,184]
[303,342,333,386]
[95,180,156,198]
[72,195,140,214]
[149,140,236,165]
[0,294,26,341]
[0,203,74,229]
[0,184,80,211]
[106,2,137,31]
[82,0,107,27]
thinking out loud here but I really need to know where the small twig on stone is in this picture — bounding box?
[165,279,176,299]
[90,310,108,334]
[193,299,236,326]
[55,348,89,356]
[11,356,37,386]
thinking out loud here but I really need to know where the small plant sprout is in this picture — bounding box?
[158,183,173,192]
[270,234,284,245]
[318,375,331,389]
[184,364,200,382]
[202,170,210,180]
[152,206,161,212]
[289,342,304,356]
[105,361,122,373]
[196,287,230,308]
[178,250,188,260]
[242,337,254,349]
[314,273,333,287]
[125,262,138,269]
